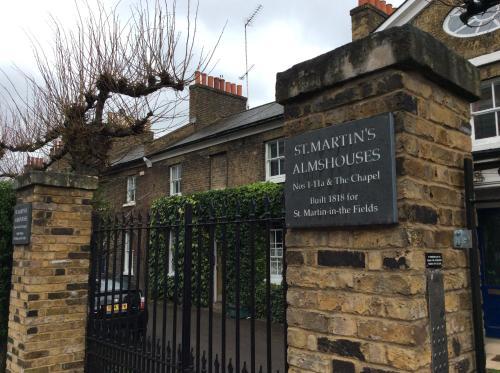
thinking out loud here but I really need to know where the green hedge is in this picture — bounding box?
[150,182,285,323]
[0,181,15,373]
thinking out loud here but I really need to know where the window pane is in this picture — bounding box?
[270,142,278,159]
[279,159,285,175]
[271,261,279,275]
[168,232,175,274]
[473,84,493,112]
[475,113,497,139]
[270,160,279,176]
[275,229,283,243]
[278,140,285,156]
[127,177,136,202]
[496,82,500,107]
[171,165,181,180]
[172,180,181,195]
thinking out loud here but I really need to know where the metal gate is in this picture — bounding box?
[85,200,287,373]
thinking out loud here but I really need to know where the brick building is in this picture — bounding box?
[99,73,284,212]
[100,0,500,357]
[350,0,500,352]
[99,73,286,288]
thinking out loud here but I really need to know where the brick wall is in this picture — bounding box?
[6,172,97,373]
[189,82,247,128]
[210,153,228,190]
[99,124,283,213]
[277,25,479,372]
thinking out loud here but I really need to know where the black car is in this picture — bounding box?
[91,277,148,332]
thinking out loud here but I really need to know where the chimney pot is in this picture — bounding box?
[225,82,231,93]
[201,73,207,85]
[230,83,236,95]
[208,76,214,88]
[195,71,201,84]
[386,4,393,14]
[237,85,243,96]
[214,78,220,90]
[220,79,225,90]
[379,0,386,10]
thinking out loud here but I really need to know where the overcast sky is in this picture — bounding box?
[0,0,405,131]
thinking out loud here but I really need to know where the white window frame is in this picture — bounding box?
[270,229,284,285]
[472,78,500,152]
[124,176,137,206]
[168,232,175,276]
[265,139,285,183]
[170,164,182,196]
[123,232,134,275]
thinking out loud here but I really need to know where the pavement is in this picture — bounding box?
[147,301,286,373]
[486,337,500,371]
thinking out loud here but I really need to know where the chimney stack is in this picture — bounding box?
[189,71,247,128]
[351,0,395,41]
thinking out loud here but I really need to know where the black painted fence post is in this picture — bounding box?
[182,204,193,373]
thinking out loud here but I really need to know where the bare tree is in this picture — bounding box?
[0,0,219,177]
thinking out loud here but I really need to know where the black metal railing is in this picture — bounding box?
[85,200,287,373]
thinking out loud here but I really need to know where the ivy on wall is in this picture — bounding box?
[0,181,15,373]
[149,182,285,323]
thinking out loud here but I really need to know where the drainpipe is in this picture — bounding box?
[464,158,486,373]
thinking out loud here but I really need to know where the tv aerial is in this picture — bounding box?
[242,5,263,106]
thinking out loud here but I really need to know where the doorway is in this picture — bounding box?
[478,208,500,338]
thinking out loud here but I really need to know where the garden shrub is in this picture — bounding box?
[149,182,285,323]
[0,181,15,373]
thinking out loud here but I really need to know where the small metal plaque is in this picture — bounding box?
[427,270,449,373]
[12,203,32,245]
[453,229,472,249]
[426,253,443,269]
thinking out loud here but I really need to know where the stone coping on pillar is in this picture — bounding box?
[14,170,98,191]
[276,24,480,105]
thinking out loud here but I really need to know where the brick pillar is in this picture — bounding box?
[6,171,97,373]
[276,25,480,372]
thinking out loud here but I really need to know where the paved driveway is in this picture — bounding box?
[147,302,286,373]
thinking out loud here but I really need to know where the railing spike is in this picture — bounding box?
[214,354,220,373]
[202,350,207,373]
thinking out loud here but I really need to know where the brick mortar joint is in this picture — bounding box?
[397,174,465,189]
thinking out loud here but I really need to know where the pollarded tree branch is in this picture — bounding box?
[0,0,219,177]
[100,112,154,137]
[0,128,60,153]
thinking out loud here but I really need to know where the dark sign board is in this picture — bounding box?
[426,253,443,269]
[284,113,397,228]
[12,203,32,245]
